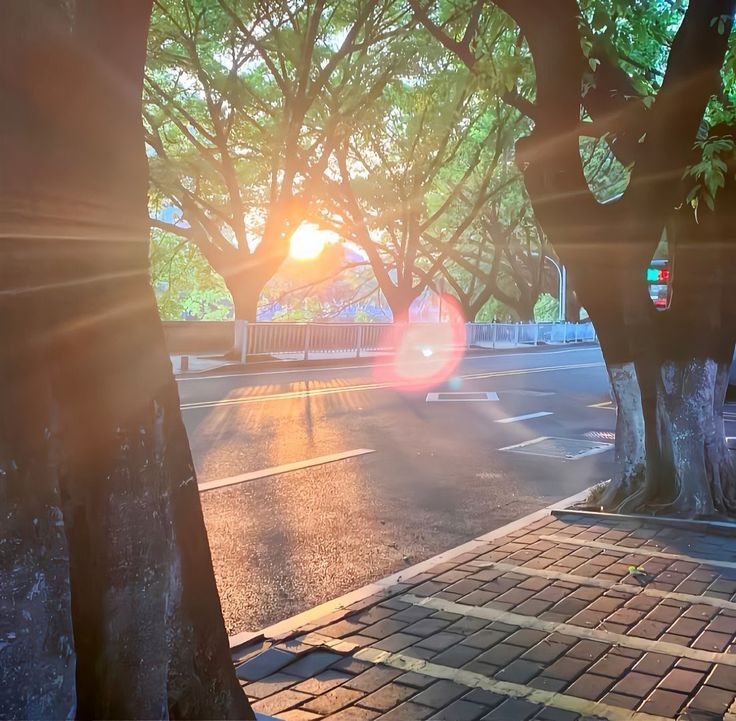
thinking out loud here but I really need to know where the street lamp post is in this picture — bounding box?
[531,253,566,321]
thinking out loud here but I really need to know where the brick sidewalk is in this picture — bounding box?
[233,510,736,721]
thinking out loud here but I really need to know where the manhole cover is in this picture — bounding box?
[426,392,499,402]
[500,436,613,460]
[584,431,616,442]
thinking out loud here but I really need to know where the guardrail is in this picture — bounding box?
[235,320,597,363]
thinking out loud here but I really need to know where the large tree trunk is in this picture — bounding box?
[223,271,263,322]
[0,2,253,718]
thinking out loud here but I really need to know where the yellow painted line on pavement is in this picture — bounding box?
[198,449,374,492]
[400,593,736,667]
[354,646,673,721]
[467,560,736,613]
[541,534,736,571]
[181,361,604,411]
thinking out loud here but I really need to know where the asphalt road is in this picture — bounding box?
[178,345,623,636]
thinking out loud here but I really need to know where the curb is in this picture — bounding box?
[176,343,600,379]
[228,486,594,652]
[553,507,736,537]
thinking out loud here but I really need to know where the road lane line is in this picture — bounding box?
[198,448,374,492]
[353,647,672,721]
[176,346,600,382]
[400,593,736,667]
[541,534,736,571]
[467,559,736,613]
[495,411,553,424]
[181,361,605,411]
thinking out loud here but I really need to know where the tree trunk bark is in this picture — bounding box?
[224,273,262,322]
[0,2,253,717]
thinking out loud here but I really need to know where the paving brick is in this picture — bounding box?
[391,606,435,624]
[684,604,719,622]
[357,683,416,712]
[323,707,379,721]
[542,657,589,682]
[528,676,567,692]
[567,640,609,662]
[446,579,484,596]
[611,671,658,698]
[252,689,312,715]
[462,628,508,650]
[638,689,689,717]
[481,698,542,720]
[692,630,732,652]
[284,651,343,679]
[600,692,638,710]
[428,699,487,721]
[521,641,570,664]
[444,617,488,636]
[413,581,448,597]
[606,608,644,627]
[565,673,614,701]
[302,686,365,715]
[236,647,297,681]
[494,659,542,684]
[687,685,735,715]
[459,590,498,606]
[245,672,300,699]
[658,668,704,694]
[588,596,624,614]
[375,701,435,720]
[464,659,500,678]
[463,688,504,709]
[395,672,435,689]
[345,666,403,693]
[622,595,659,613]
[675,657,711,673]
[432,644,482,668]
[416,632,464,652]
[589,652,636,679]
[402,646,436,661]
[322,620,368,638]
[403,618,452,638]
[294,670,351,696]
[505,629,549,649]
[412,680,467,708]
[331,657,373,675]
[629,619,668,640]
[280,709,324,721]
[362,619,408,640]
[645,604,682,625]
[669,617,708,638]
[372,633,422,653]
[706,663,736,692]
[632,652,677,676]
[476,643,525,667]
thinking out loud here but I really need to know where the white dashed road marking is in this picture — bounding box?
[198,449,375,492]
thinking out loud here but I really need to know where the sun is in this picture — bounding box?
[289,223,333,261]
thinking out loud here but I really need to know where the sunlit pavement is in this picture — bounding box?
[176,346,736,637]
[233,509,736,721]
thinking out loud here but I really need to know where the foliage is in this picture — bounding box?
[150,230,232,319]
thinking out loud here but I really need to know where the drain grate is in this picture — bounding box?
[584,430,616,442]
[426,392,499,402]
[500,436,613,460]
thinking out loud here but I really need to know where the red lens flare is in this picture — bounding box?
[373,295,467,392]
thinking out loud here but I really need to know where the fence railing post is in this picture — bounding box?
[492,322,497,349]
[239,320,249,364]
[534,322,540,346]
[304,323,311,361]
[514,323,520,347]
[356,324,363,359]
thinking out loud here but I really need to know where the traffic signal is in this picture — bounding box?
[646,267,669,283]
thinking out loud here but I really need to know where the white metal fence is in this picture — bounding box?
[235,320,597,363]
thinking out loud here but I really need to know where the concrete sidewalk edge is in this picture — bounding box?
[229,486,595,651]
